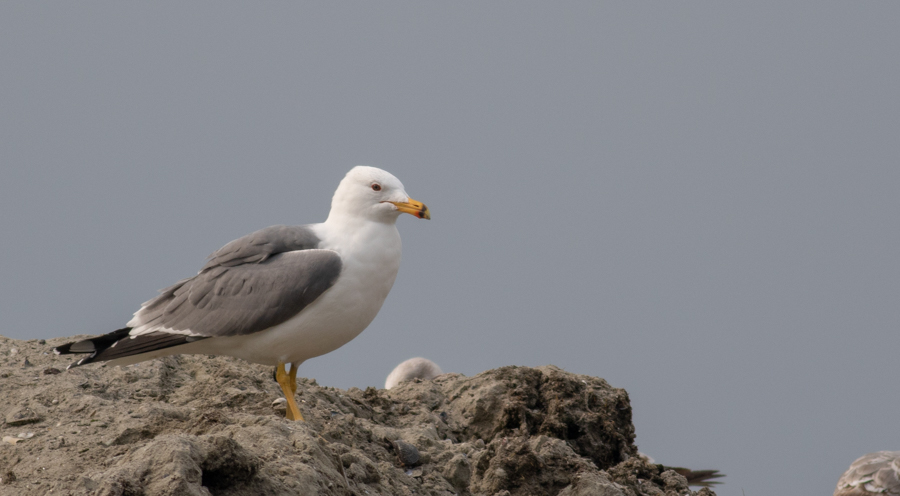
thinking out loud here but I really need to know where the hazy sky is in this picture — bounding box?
[2,3,898,495]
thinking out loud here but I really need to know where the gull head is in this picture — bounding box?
[329,166,431,223]
[385,357,443,389]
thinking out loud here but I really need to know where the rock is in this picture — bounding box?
[0,334,716,496]
[443,453,473,492]
[391,439,421,466]
[661,469,692,493]
[4,407,42,426]
[558,471,625,496]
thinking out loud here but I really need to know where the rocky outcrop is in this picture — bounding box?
[0,336,714,496]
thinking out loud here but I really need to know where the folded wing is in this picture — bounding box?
[56,225,342,366]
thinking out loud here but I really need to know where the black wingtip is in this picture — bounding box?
[52,327,133,368]
[53,327,208,369]
[54,340,92,355]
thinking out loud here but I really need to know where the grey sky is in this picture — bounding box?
[2,3,898,495]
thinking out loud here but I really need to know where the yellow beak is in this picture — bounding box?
[387,198,431,220]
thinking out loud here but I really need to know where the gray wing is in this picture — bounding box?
[835,451,900,496]
[202,224,323,269]
[55,225,341,367]
[129,225,341,337]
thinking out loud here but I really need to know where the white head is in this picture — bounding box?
[384,357,444,389]
[327,166,431,224]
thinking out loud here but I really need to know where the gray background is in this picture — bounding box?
[2,2,898,495]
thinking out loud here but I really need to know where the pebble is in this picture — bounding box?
[5,407,43,426]
[391,440,420,467]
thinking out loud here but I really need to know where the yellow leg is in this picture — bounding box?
[276,362,304,421]
[288,363,298,396]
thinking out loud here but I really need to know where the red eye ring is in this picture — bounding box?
[371,184,382,191]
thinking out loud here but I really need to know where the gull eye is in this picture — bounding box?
[371,183,382,191]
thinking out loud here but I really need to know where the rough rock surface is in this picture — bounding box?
[0,336,715,496]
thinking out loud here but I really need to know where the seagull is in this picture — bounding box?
[384,357,443,389]
[834,451,900,496]
[55,166,430,421]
